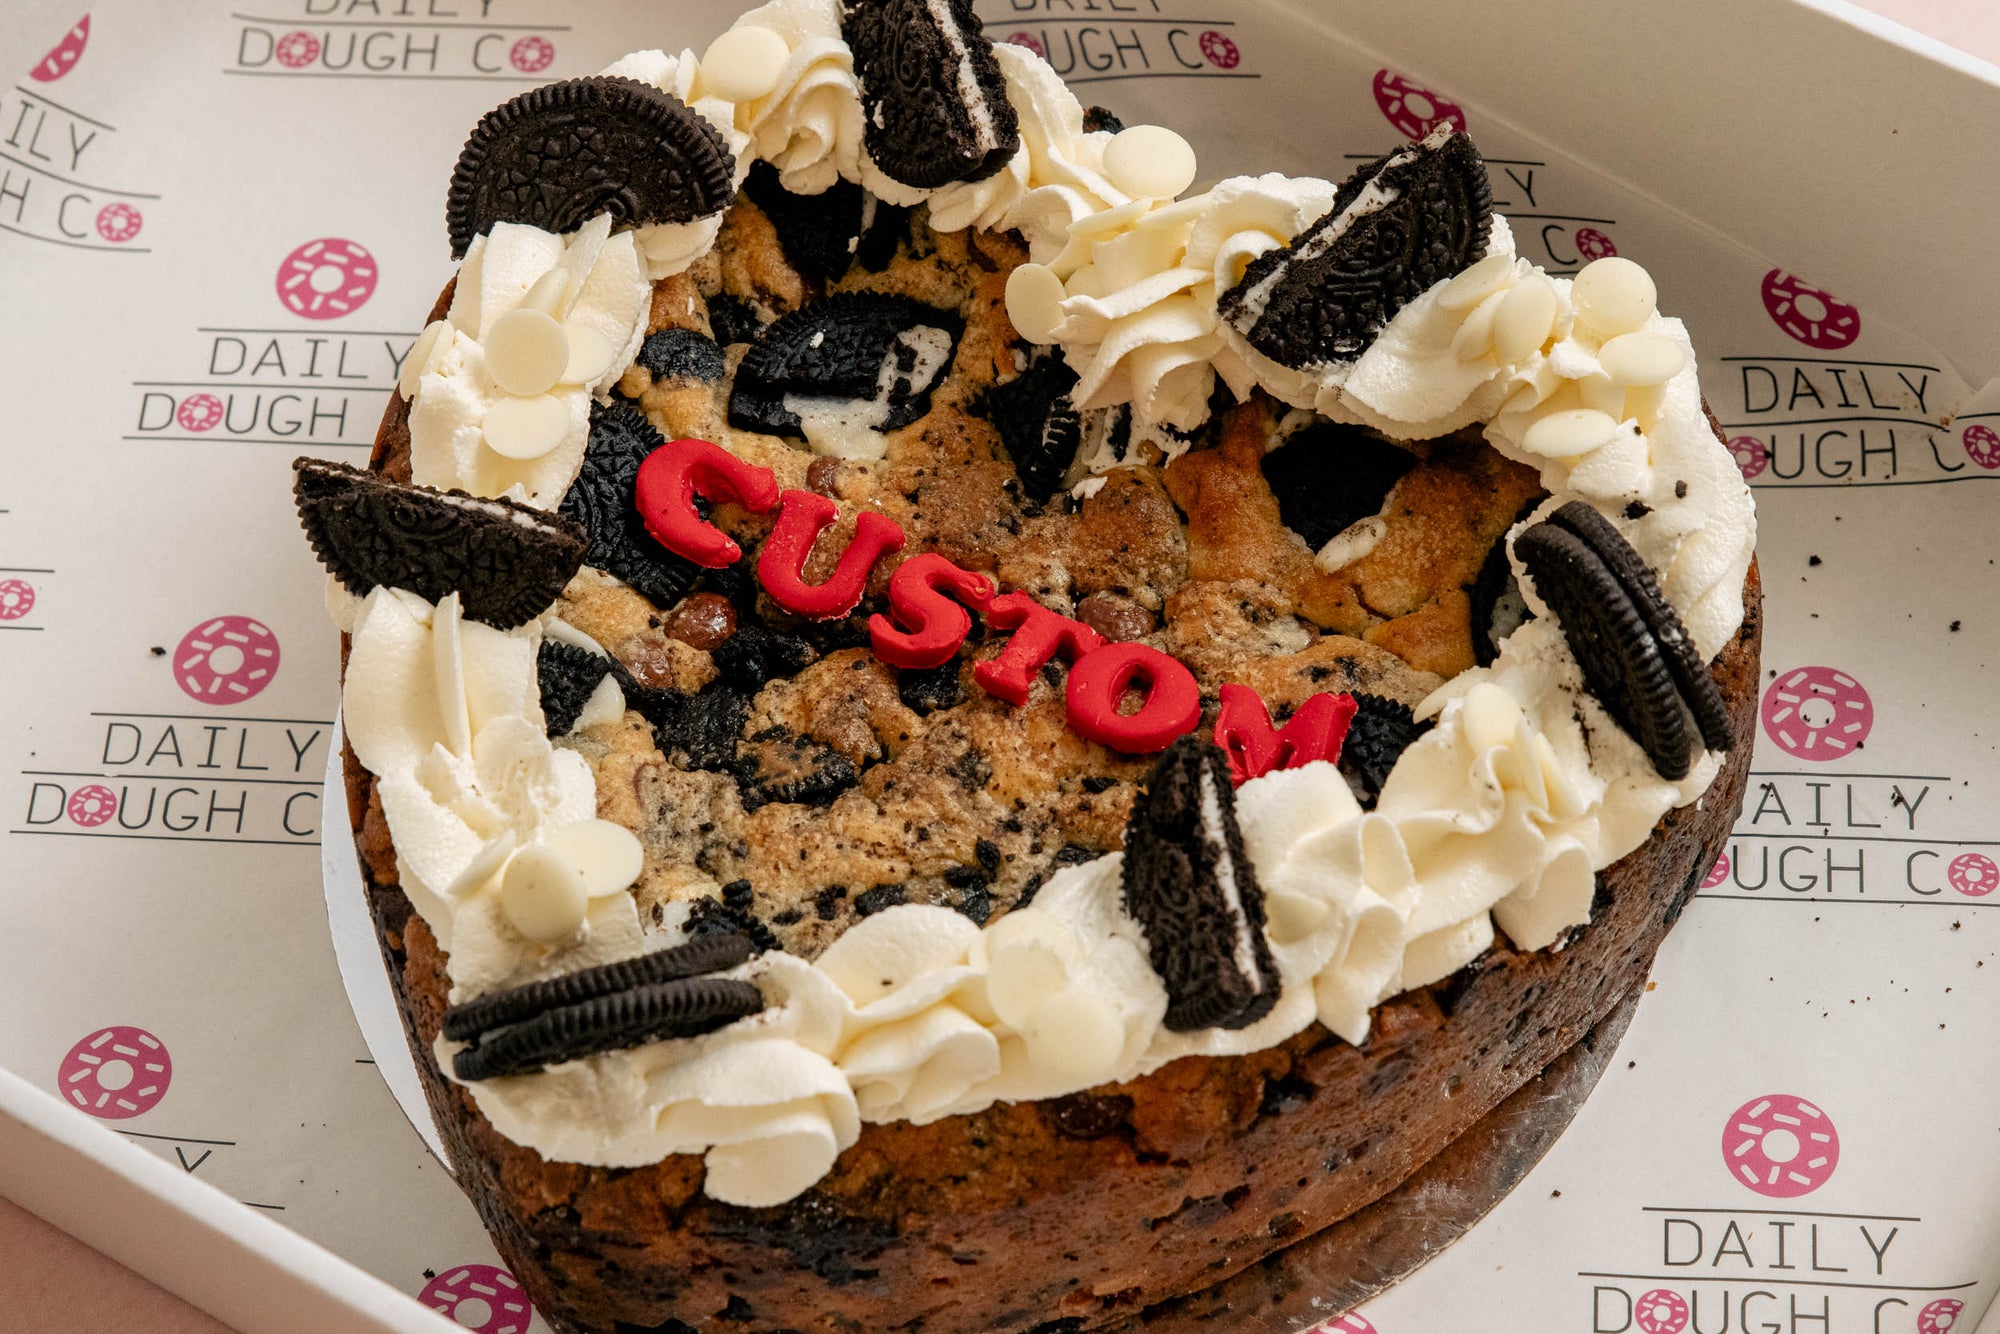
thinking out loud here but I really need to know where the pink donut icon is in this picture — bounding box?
[1961,424,2000,470]
[95,202,143,244]
[1722,1093,1839,1197]
[0,579,35,621]
[418,1265,534,1334]
[32,16,90,82]
[1573,227,1618,261]
[1919,1298,1965,1334]
[274,31,320,68]
[276,237,377,320]
[1007,32,1046,57]
[1702,853,1730,889]
[509,35,554,73]
[1308,1316,1375,1334]
[1761,666,1873,761]
[173,615,280,704]
[59,1026,171,1119]
[1372,70,1466,141]
[1948,853,1999,898]
[67,785,118,827]
[1635,1289,1689,1334]
[1200,32,1241,70]
[176,393,224,432]
[1760,270,1860,351]
[1727,435,1770,481]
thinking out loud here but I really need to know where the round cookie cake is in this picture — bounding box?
[304,2,1762,1330]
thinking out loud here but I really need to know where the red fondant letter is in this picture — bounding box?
[758,489,906,620]
[868,554,997,670]
[1213,684,1359,786]
[1065,642,1202,754]
[972,593,1106,706]
[633,437,780,568]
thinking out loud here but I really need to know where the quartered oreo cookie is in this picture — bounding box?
[452,976,766,1081]
[558,399,703,608]
[743,161,868,283]
[972,348,1082,503]
[538,639,612,736]
[729,293,963,441]
[1259,420,1417,551]
[1339,693,1431,808]
[292,458,586,629]
[1515,501,1732,781]
[442,931,754,1045]
[1219,127,1492,369]
[1120,736,1281,1032]
[446,77,736,258]
[842,0,1021,190]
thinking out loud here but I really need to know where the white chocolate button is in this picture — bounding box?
[1437,251,1514,313]
[1004,263,1068,344]
[482,393,571,460]
[486,307,570,397]
[987,941,1070,1030]
[501,844,589,944]
[521,268,572,318]
[1521,407,1619,458]
[561,322,617,386]
[1571,257,1656,337]
[542,819,644,898]
[1448,289,1505,362]
[700,26,791,102]
[1493,277,1558,363]
[1576,373,1626,418]
[1102,125,1198,200]
[1598,330,1685,386]
[1462,682,1524,753]
[445,830,516,899]
[1021,989,1124,1081]
[399,319,450,399]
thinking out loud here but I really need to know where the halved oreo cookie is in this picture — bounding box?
[452,976,766,1081]
[1338,693,1431,808]
[1468,496,1545,667]
[743,161,868,283]
[1120,736,1281,1032]
[842,0,1021,190]
[1259,420,1417,551]
[446,77,736,258]
[442,931,753,1044]
[972,348,1082,503]
[729,293,963,441]
[293,458,585,629]
[1219,127,1492,369]
[538,639,611,736]
[557,399,702,608]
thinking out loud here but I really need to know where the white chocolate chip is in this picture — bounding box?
[486,307,570,397]
[1021,989,1124,1081]
[986,941,1070,1030]
[1449,288,1506,362]
[1462,682,1524,753]
[482,393,571,460]
[541,819,644,898]
[1577,373,1627,419]
[399,319,451,399]
[1102,125,1198,200]
[1004,263,1069,344]
[699,26,791,103]
[1571,257,1657,337]
[1437,251,1514,313]
[501,844,590,944]
[1598,330,1686,386]
[1493,276,1558,363]
[561,322,617,386]
[521,268,572,318]
[1522,407,1618,458]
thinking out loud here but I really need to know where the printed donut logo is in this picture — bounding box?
[1727,434,1769,481]
[67,785,118,827]
[1634,1289,1689,1334]
[1372,70,1466,140]
[1918,1298,1965,1333]
[1573,227,1618,261]
[1722,1093,1838,1197]
[1960,424,2000,470]
[176,393,224,432]
[1760,270,1860,351]
[0,578,35,621]
[1702,853,1730,889]
[1760,666,1872,760]
[59,1026,171,1119]
[31,16,90,82]
[173,615,280,704]
[274,31,320,68]
[1948,853,1998,898]
[1307,1316,1376,1334]
[1200,32,1241,70]
[276,237,377,320]
[1005,33,1046,58]
[94,202,143,244]
[510,35,555,73]
[418,1265,533,1333]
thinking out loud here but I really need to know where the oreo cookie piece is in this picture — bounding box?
[972,348,1082,503]
[537,640,611,736]
[636,327,726,382]
[1218,126,1492,369]
[1119,736,1281,1032]
[442,932,753,1044]
[1258,420,1417,551]
[446,77,736,259]
[558,399,702,608]
[855,200,914,271]
[627,680,753,773]
[292,458,585,629]
[452,977,766,1081]
[842,0,1021,190]
[896,660,964,714]
[705,294,768,348]
[1082,105,1124,134]
[729,293,963,442]
[711,623,817,689]
[743,161,868,283]
[735,727,860,811]
[1468,496,1545,667]
[1339,693,1431,808]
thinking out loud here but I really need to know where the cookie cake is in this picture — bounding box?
[299,1,1763,1329]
